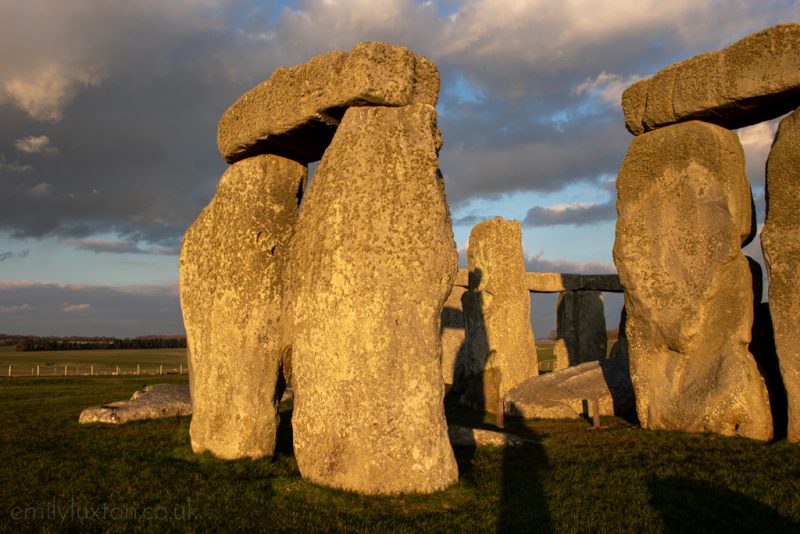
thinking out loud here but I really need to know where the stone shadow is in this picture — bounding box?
[747,257,788,440]
[446,266,552,533]
[649,477,797,533]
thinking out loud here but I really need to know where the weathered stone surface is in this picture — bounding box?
[504,358,635,420]
[441,285,467,385]
[624,24,800,133]
[460,217,538,412]
[622,79,649,135]
[608,307,629,360]
[79,384,191,424]
[556,290,607,367]
[552,339,569,372]
[180,155,306,460]
[762,106,800,441]
[454,269,623,293]
[613,120,772,440]
[218,41,439,164]
[447,425,527,447]
[288,104,457,494]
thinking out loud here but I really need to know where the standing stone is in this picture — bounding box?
[180,155,306,459]
[288,104,457,494]
[555,290,607,366]
[441,285,467,385]
[762,106,800,441]
[460,217,538,412]
[613,120,772,441]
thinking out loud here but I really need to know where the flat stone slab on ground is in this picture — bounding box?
[447,425,526,447]
[504,358,635,420]
[79,384,191,424]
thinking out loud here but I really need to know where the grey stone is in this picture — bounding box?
[556,290,607,366]
[288,104,457,494]
[441,285,467,385]
[624,24,800,133]
[79,384,191,424]
[504,358,635,420]
[460,217,538,412]
[613,120,772,441]
[762,106,800,441]
[217,41,439,164]
[180,154,306,460]
[447,425,527,447]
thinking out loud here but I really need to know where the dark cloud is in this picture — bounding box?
[523,201,616,227]
[0,281,182,336]
[61,239,177,255]
[0,249,30,262]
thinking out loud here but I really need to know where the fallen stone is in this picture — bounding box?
[180,154,306,460]
[461,217,538,412]
[504,358,634,420]
[762,106,800,441]
[288,104,457,494]
[79,384,191,424]
[556,290,607,366]
[613,120,772,441]
[441,285,467,385]
[624,24,800,133]
[447,425,527,447]
[218,41,439,164]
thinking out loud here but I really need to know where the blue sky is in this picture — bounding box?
[0,0,796,336]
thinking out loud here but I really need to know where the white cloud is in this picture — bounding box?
[574,71,645,108]
[0,304,32,313]
[5,63,105,122]
[0,155,32,173]
[26,183,53,197]
[14,135,58,155]
[62,302,91,313]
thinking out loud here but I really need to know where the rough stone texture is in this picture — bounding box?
[608,307,629,360]
[613,120,772,441]
[622,79,649,135]
[441,285,467,385]
[556,290,608,367]
[218,41,439,164]
[180,155,306,460]
[460,217,538,412]
[504,358,635,420]
[447,425,527,447]
[454,269,623,293]
[288,104,457,494]
[79,384,191,424]
[624,24,800,134]
[762,106,800,441]
[552,339,570,372]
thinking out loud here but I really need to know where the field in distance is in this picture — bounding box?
[0,345,186,376]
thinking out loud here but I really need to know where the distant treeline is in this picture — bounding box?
[0,334,186,352]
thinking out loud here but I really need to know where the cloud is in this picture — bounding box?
[14,135,58,155]
[0,280,182,335]
[5,63,105,122]
[0,304,32,313]
[62,302,91,312]
[574,71,645,108]
[61,238,179,255]
[525,251,617,274]
[523,201,616,226]
[0,154,32,172]
[26,183,52,197]
[0,249,30,262]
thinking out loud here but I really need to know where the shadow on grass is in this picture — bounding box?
[445,389,552,533]
[649,477,798,533]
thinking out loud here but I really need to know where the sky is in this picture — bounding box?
[0,0,797,338]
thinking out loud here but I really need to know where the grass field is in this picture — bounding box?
[0,345,187,376]
[1,376,799,532]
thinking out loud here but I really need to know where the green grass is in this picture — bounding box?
[0,347,187,376]
[2,377,800,532]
